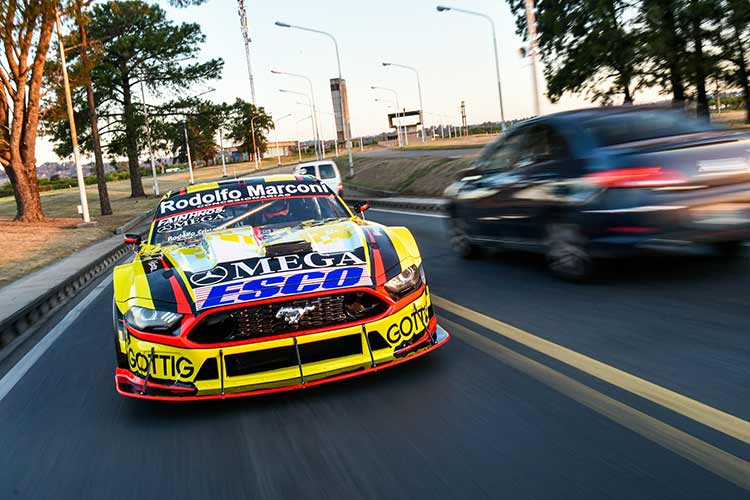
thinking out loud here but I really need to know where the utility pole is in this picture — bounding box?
[55,9,91,224]
[237,0,256,104]
[461,100,467,136]
[183,121,194,184]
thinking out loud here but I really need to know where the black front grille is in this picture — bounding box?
[188,292,387,345]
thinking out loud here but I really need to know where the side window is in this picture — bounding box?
[482,131,526,171]
[319,164,336,179]
[298,166,316,176]
[519,124,569,166]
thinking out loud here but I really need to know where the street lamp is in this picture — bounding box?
[295,101,339,157]
[436,5,507,130]
[279,88,320,159]
[183,87,215,183]
[295,115,313,162]
[382,62,426,142]
[372,85,407,146]
[275,21,355,177]
[272,69,324,159]
[272,113,292,165]
[374,98,400,147]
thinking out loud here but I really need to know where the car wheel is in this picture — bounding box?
[545,223,592,281]
[713,240,745,257]
[449,218,480,259]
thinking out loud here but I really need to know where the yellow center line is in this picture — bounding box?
[441,318,750,490]
[433,295,750,445]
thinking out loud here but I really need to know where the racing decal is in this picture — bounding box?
[383,302,431,344]
[186,248,367,288]
[194,266,372,310]
[128,348,195,380]
[155,207,226,233]
[362,226,401,281]
[158,182,331,215]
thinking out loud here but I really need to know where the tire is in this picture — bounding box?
[449,218,480,259]
[545,223,593,282]
[713,240,745,258]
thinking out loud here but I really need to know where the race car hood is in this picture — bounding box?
[115,219,421,313]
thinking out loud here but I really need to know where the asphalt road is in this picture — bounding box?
[0,208,748,499]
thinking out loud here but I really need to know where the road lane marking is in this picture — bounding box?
[368,208,448,219]
[441,318,750,490]
[0,275,113,403]
[433,295,750,444]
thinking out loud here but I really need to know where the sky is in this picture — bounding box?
[37,0,655,163]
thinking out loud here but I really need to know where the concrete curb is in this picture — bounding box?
[114,209,153,235]
[0,211,152,361]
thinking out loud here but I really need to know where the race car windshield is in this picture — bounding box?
[150,193,350,245]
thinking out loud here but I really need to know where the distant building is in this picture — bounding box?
[330,78,351,143]
[265,140,297,158]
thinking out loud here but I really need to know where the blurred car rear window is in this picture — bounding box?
[585,111,713,147]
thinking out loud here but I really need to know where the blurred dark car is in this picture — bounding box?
[444,107,750,280]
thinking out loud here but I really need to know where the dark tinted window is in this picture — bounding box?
[482,131,525,171]
[518,124,568,165]
[319,164,337,179]
[298,166,316,176]
[585,110,714,147]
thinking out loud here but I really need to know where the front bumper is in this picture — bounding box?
[115,289,449,401]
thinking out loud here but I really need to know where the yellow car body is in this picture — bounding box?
[113,175,449,400]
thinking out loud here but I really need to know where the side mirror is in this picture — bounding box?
[457,165,482,181]
[124,234,142,245]
[353,201,370,214]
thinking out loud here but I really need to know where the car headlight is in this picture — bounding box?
[384,265,424,300]
[124,306,182,334]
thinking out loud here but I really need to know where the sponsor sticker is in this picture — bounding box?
[194,266,372,310]
[128,348,195,380]
[383,302,431,344]
[158,182,331,215]
[156,207,225,233]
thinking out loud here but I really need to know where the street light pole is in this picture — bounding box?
[275,22,355,176]
[272,113,292,165]
[374,98,400,147]
[279,88,320,159]
[372,86,405,146]
[183,121,194,184]
[272,70,324,160]
[219,127,227,177]
[382,62,426,142]
[140,81,159,195]
[55,9,91,223]
[436,5,507,130]
[296,115,313,161]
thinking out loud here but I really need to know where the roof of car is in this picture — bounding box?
[161,174,323,200]
[516,104,682,128]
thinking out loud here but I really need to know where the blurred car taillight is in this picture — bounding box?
[584,167,687,188]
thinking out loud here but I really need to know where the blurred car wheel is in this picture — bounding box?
[450,218,481,259]
[545,223,593,281]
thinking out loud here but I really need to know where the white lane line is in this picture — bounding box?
[0,274,113,403]
[368,208,448,219]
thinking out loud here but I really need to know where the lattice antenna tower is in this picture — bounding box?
[237,0,256,104]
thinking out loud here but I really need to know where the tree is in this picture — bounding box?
[639,0,688,103]
[507,0,643,105]
[226,99,273,161]
[1,0,57,222]
[682,0,721,120]
[155,99,224,165]
[715,0,750,123]
[86,1,222,197]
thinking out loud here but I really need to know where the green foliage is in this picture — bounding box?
[225,99,274,159]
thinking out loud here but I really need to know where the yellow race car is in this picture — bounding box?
[113,175,449,400]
